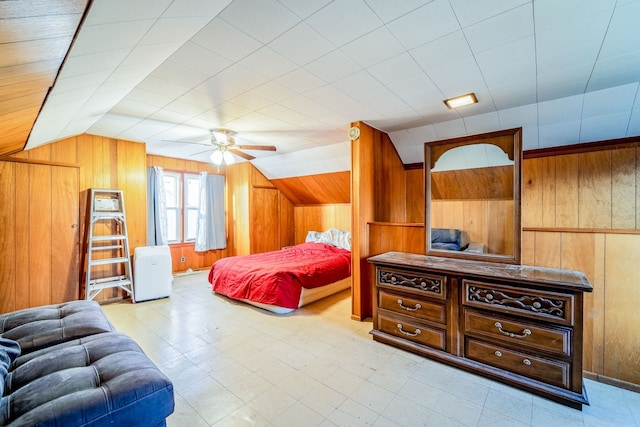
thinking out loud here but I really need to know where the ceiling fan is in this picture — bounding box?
[170,129,277,165]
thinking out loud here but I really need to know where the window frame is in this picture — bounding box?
[161,171,201,244]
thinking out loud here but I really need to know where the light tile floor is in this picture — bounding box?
[101,271,640,427]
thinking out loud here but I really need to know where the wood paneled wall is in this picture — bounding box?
[147,154,227,273]
[293,204,351,244]
[351,122,408,320]
[0,134,147,308]
[366,140,640,387]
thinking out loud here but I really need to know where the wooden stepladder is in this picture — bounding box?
[84,189,134,301]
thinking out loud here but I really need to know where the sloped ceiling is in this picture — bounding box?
[4,0,640,179]
[0,0,89,156]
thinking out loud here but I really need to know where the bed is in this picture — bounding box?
[208,229,352,313]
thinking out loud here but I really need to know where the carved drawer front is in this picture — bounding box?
[377,268,446,299]
[378,314,446,351]
[463,310,571,357]
[463,279,574,326]
[379,290,446,325]
[466,338,570,389]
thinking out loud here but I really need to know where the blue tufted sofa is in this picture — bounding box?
[0,301,174,426]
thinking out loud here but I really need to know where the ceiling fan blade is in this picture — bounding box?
[230,148,255,160]
[236,144,277,151]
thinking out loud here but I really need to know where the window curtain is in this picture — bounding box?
[147,166,168,246]
[195,172,227,251]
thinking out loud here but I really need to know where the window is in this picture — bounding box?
[162,172,201,243]
[184,174,200,241]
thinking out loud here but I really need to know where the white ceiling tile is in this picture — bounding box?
[269,22,334,66]
[387,73,442,110]
[277,0,332,19]
[410,31,472,72]
[191,18,261,62]
[219,0,300,43]
[137,76,189,101]
[366,52,423,86]
[533,0,616,32]
[599,1,640,59]
[497,104,538,129]
[433,118,467,139]
[305,0,382,47]
[626,108,640,136]
[150,61,209,89]
[588,52,640,92]
[463,4,533,53]
[168,42,233,76]
[340,27,405,68]
[120,43,183,67]
[140,16,211,45]
[580,113,632,142]
[449,0,529,27]
[582,83,638,118]
[535,12,611,76]
[163,0,232,17]
[70,21,156,56]
[61,49,130,78]
[475,36,536,87]
[45,84,100,108]
[463,112,500,135]
[274,68,326,94]
[386,0,460,50]
[490,80,537,110]
[251,80,298,103]
[364,0,431,23]
[83,0,171,25]
[239,46,298,79]
[538,95,583,125]
[425,56,486,97]
[54,69,114,94]
[305,50,362,83]
[213,64,269,91]
[538,120,581,148]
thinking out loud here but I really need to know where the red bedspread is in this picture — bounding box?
[208,242,351,309]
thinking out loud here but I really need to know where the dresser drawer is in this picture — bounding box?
[466,338,570,389]
[379,290,446,324]
[378,313,446,351]
[377,267,446,299]
[464,309,571,356]
[463,279,574,326]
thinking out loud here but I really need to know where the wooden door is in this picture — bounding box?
[0,161,79,312]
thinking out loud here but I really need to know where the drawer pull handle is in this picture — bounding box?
[494,322,531,339]
[494,351,502,357]
[397,323,421,337]
[523,359,532,366]
[397,299,422,311]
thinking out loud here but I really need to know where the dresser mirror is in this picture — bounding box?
[424,128,522,264]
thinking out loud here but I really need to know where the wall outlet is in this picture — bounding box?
[180,256,185,262]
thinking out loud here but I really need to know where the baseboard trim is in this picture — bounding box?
[584,371,640,393]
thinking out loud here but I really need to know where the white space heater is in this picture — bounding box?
[133,246,172,302]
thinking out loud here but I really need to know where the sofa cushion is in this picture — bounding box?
[1,332,174,426]
[0,338,20,397]
[0,301,115,354]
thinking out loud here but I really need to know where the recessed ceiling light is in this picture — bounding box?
[444,93,478,109]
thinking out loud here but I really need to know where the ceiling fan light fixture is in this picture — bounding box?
[210,150,223,165]
[222,150,235,165]
[444,93,478,109]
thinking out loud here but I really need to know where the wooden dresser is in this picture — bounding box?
[368,252,593,409]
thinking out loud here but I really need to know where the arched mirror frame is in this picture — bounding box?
[424,127,522,264]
